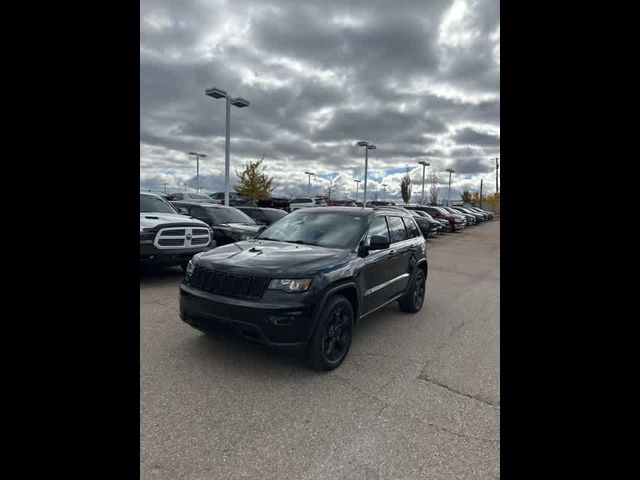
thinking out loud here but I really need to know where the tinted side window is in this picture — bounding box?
[387,216,408,243]
[366,216,389,244]
[190,206,208,220]
[251,210,268,222]
[402,217,421,238]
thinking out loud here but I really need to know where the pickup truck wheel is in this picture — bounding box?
[399,268,426,313]
[307,296,354,371]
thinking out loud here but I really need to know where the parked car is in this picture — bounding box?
[467,206,494,220]
[289,197,328,211]
[411,210,451,233]
[179,207,428,370]
[165,192,217,202]
[408,206,466,231]
[140,192,214,270]
[236,206,287,226]
[366,201,396,207]
[171,201,266,246]
[407,210,442,237]
[443,206,477,226]
[451,206,485,224]
[257,197,292,212]
[209,191,256,206]
[327,199,358,207]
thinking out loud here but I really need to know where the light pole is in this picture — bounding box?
[446,168,455,206]
[189,152,207,193]
[418,160,430,205]
[354,179,361,203]
[205,87,250,206]
[381,183,388,202]
[304,171,315,196]
[356,141,377,207]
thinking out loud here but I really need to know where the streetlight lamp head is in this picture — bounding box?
[419,161,430,166]
[354,179,361,183]
[231,97,250,108]
[356,141,369,147]
[205,87,228,99]
[446,168,455,173]
[304,171,315,176]
[200,153,208,158]
[368,144,377,150]
[189,152,198,156]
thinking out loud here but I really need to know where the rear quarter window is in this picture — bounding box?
[387,216,408,243]
[402,217,421,238]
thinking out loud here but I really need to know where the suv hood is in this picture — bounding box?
[140,212,208,230]
[195,239,350,275]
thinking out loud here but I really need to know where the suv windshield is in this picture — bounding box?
[140,194,177,214]
[207,207,255,224]
[257,211,366,248]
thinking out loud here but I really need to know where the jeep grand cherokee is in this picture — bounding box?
[179,207,428,370]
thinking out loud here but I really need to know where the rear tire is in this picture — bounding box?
[307,295,354,371]
[399,268,426,313]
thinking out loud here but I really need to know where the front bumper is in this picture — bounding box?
[179,284,316,347]
[140,243,213,266]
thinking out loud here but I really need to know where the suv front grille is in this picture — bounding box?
[188,266,268,299]
[153,226,211,250]
[160,229,186,236]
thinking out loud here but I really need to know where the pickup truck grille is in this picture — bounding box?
[188,266,268,299]
[153,226,211,250]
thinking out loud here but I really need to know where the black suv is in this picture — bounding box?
[179,207,428,370]
[171,201,266,246]
[236,206,287,226]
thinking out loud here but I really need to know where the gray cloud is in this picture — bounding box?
[141,0,499,200]
[451,127,500,147]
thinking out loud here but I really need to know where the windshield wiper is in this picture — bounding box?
[287,240,321,246]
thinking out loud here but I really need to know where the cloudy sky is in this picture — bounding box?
[140,0,499,202]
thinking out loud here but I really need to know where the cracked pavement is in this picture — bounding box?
[140,220,500,479]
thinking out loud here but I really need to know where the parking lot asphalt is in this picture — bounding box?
[140,220,500,480]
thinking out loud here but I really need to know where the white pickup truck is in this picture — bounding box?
[140,192,215,270]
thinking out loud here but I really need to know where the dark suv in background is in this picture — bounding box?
[171,201,266,246]
[236,206,287,226]
[179,207,428,370]
[209,192,255,206]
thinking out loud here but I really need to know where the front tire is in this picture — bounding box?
[307,295,354,371]
[399,268,426,313]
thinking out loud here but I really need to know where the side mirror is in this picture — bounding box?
[368,235,390,251]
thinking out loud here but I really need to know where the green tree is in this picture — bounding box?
[461,190,473,204]
[400,173,412,205]
[234,158,275,201]
[472,191,481,206]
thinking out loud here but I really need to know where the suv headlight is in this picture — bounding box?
[185,259,195,277]
[268,279,312,293]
